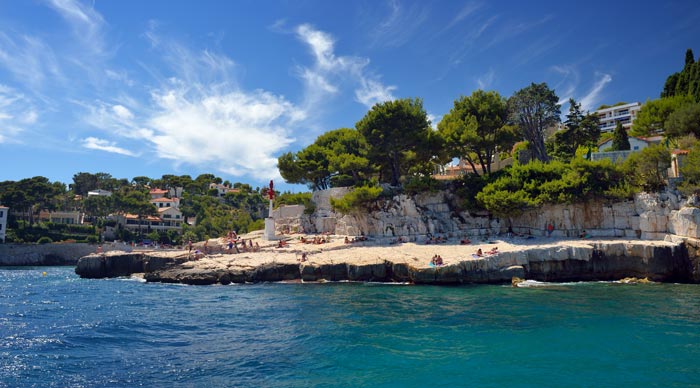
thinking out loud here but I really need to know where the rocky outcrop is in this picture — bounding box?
[75,251,189,278]
[76,240,693,285]
[0,243,98,266]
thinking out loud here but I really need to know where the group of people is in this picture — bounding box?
[228,238,260,253]
[430,254,444,266]
[425,235,448,244]
[344,235,368,244]
[301,236,328,244]
[473,246,499,257]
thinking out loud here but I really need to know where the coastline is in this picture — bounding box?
[74,233,697,285]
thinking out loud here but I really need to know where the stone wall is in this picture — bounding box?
[286,187,700,242]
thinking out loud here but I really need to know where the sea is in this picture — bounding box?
[2,267,700,388]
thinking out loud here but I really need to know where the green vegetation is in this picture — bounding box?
[611,121,631,151]
[661,49,700,101]
[438,89,518,175]
[548,98,601,161]
[330,185,383,214]
[623,145,672,192]
[508,82,561,162]
[476,159,631,218]
[631,95,695,136]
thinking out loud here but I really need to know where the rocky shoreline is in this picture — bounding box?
[74,236,700,285]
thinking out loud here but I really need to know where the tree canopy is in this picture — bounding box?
[438,89,519,175]
[661,48,700,101]
[508,82,560,162]
[548,98,600,161]
[630,95,695,137]
[611,121,631,151]
[356,98,436,186]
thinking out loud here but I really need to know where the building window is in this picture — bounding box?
[0,224,3,231]
[0,211,3,217]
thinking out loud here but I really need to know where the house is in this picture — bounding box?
[597,135,663,152]
[209,183,240,197]
[149,188,169,199]
[593,102,642,133]
[151,196,180,210]
[87,189,112,197]
[37,210,84,225]
[433,155,513,180]
[112,208,183,235]
[0,205,8,243]
[670,149,690,179]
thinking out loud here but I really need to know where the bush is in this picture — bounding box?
[623,145,672,192]
[86,235,99,244]
[37,236,53,244]
[403,175,444,195]
[330,185,383,214]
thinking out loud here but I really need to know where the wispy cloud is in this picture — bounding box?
[482,14,553,51]
[81,137,137,156]
[441,1,482,33]
[366,0,430,48]
[580,72,612,111]
[551,65,580,105]
[46,0,105,55]
[0,32,63,91]
[294,24,396,109]
[476,68,496,90]
[0,84,37,143]
[78,29,305,180]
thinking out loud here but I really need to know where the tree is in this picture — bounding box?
[624,145,671,192]
[71,172,99,196]
[508,82,561,162]
[611,121,630,151]
[438,89,519,176]
[356,98,434,186]
[679,144,700,196]
[549,98,600,161]
[661,48,700,101]
[664,102,700,139]
[630,95,695,136]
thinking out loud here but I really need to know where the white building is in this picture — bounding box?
[597,135,663,152]
[0,206,8,243]
[593,102,642,133]
[209,183,240,197]
[87,189,112,197]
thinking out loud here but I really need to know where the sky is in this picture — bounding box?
[0,0,699,192]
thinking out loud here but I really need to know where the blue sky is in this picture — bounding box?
[0,0,698,191]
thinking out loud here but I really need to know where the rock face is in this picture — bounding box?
[0,243,98,266]
[76,240,693,285]
[280,188,700,244]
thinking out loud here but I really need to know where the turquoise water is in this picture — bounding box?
[2,267,700,387]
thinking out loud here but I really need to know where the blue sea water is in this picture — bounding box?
[2,267,700,387]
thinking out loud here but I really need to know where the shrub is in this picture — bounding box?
[623,145,672,192]
[86,235,99,244]
[403,175,444,195]
[330,185,383,214]
[37,237,53,244]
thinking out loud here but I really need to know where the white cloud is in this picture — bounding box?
[0,84,37,142]
[355,78,397,108]
[46,0,105,55]
[476,68,496,90]
[368,0,430,48]
[442,2,482,32]
[427,113,441,130]
[147,87,300,179]
[580,73,612,111]
[294,24,396,109]
[81,137,137,156]
[112,104,134,120]
[0,32,63,90]
[551,65,580,105]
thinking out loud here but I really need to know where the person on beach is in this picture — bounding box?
[547,223,554,237]
[475,248,483,257]
[187,240,193,256]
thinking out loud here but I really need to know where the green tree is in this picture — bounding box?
[664,102,700,139]
[662,49,700,101]
[624,145,671,192]
[356,98,434,186]
[611,121,631,151]
[549,98,600,161]
[678,145,700,196]
[630,95,695,136]
[438,89,519,176]
[508,82,561,162]
[70,172,99,196]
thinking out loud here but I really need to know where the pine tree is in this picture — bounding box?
[611,121,631,151]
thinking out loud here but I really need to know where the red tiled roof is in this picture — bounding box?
[149,188,168,194]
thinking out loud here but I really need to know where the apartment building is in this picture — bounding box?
[0,206,8,243]
[593,102,642,133]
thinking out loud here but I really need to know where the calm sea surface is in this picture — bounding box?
[2,266,700,387]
